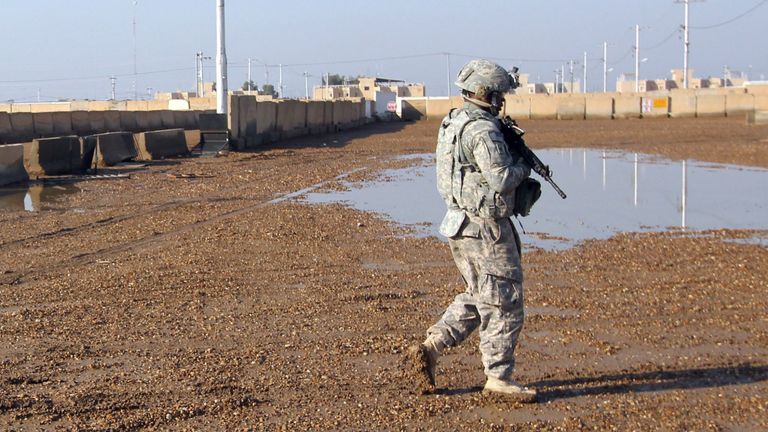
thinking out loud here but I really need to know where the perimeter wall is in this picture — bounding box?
[398,86,768,121]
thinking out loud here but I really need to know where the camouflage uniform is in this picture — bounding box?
[428,102,531,381]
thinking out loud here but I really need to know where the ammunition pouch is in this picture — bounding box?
[513,178,541,217]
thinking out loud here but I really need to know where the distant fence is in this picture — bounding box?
[398,86,768,121]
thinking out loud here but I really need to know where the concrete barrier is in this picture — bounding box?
[401,99,427,121]
[104,111,121,132]
[85,132,138,166]
[585,96,614,119]
[425,98,456,120]
[33,112,55,136]
[146,111,163,130]
[0,144,29,186]
[52,112,74,136]
[725,93,754,116]
[755,94,768,111]
[235,96,253,140]
[529,95,558,120]
[696,94,726,117]
[89,111,106,132]
[87,101,112,111]
[174,110,197,130]
[669,92,697,118]
[557,96,586,120]
[120,111,139,132]
[614,96,641,119]
[184,130,201,150]
[126,101,149,111]
[504,95,530,120]
[746,111,768,125]
[277,100,308,138]
[0,112,12,143]
[23,136,83,176]
[71,111,91,135]
[160,110,176,129]
[10,113,35,142]
[135,129,189,160]
[306,101,327,134]
[641,96,669,118]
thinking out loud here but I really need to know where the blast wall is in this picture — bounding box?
[0,110,206,144]
[0,144,28,186]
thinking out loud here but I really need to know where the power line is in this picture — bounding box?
[691,0,767,29]
[0,67,192,84]
[645,27,681,50]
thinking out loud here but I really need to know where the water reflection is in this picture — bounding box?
[301,150,768,250]
[0,184,80,212]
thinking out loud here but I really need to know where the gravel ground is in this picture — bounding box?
[1,117,766,431]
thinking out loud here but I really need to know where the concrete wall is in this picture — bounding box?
[135,129,189,160]
[0,144,29,186]
[504,95,531,120]
[585,96,614,119]
[726,93,755,116]
[23,136,84,176]
[85,132,138,166]
[696,94,726,117]
[670,92,697,118]
[641,95,670,118]
[557,96,586,120]
[614,96,641,119]
[529,95,558,120]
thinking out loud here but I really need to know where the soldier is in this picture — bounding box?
[407,59,537,402]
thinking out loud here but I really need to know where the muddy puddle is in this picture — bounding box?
[0,184,81,212]
[302,150,768,250]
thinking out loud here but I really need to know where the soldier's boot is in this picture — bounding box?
[405,337,444,394]
[483,377,538,403]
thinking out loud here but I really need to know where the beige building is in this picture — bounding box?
[313,77,425,101]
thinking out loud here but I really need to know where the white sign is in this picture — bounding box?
[387,101,397,112]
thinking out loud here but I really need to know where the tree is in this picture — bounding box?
[260,84,278,97]
[321,74,345,86]
[321,74,362,85]
[241,80,257,91]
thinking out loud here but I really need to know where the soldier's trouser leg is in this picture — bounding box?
[426,292,481,347]
[476,286,524,381]
[427,217,525,381]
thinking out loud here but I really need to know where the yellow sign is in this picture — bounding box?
[653,98,668,108]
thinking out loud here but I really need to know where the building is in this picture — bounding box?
[313,77,425,101]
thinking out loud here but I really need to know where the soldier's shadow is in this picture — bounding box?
[433,363,768,401]
[533,363,768,403]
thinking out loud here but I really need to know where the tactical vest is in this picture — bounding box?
[436,108,514,221]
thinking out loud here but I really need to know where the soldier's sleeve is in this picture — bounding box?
[471,127,531,194]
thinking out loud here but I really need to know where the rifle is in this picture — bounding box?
[499,116,567,199]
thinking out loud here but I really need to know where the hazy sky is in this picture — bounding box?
[1,0,766,102]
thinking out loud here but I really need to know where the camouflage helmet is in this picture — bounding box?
[455,59,514,97]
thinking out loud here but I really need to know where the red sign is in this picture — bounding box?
[387,101,397,112]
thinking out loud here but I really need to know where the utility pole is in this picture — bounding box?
[110,76,117,100]
[561,64,566,93]
[247,57,252,92]
[445,52,451,97]
[677,0,704,89]
[569,60,575,93]
[304,71,309,99]
[634,24,641,93]
[215,0,228,115]
[133,0,138,100]
[196,52,211,96]
[278,63,283,98]
[147,87,153,100]
[554,69,559,94]
[603,41,608,93]
[37,88,41,103]
[583,51,587,93]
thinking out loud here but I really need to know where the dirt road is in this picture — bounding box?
[1,117,767,430]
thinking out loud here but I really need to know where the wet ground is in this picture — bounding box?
[0,117,767,430]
